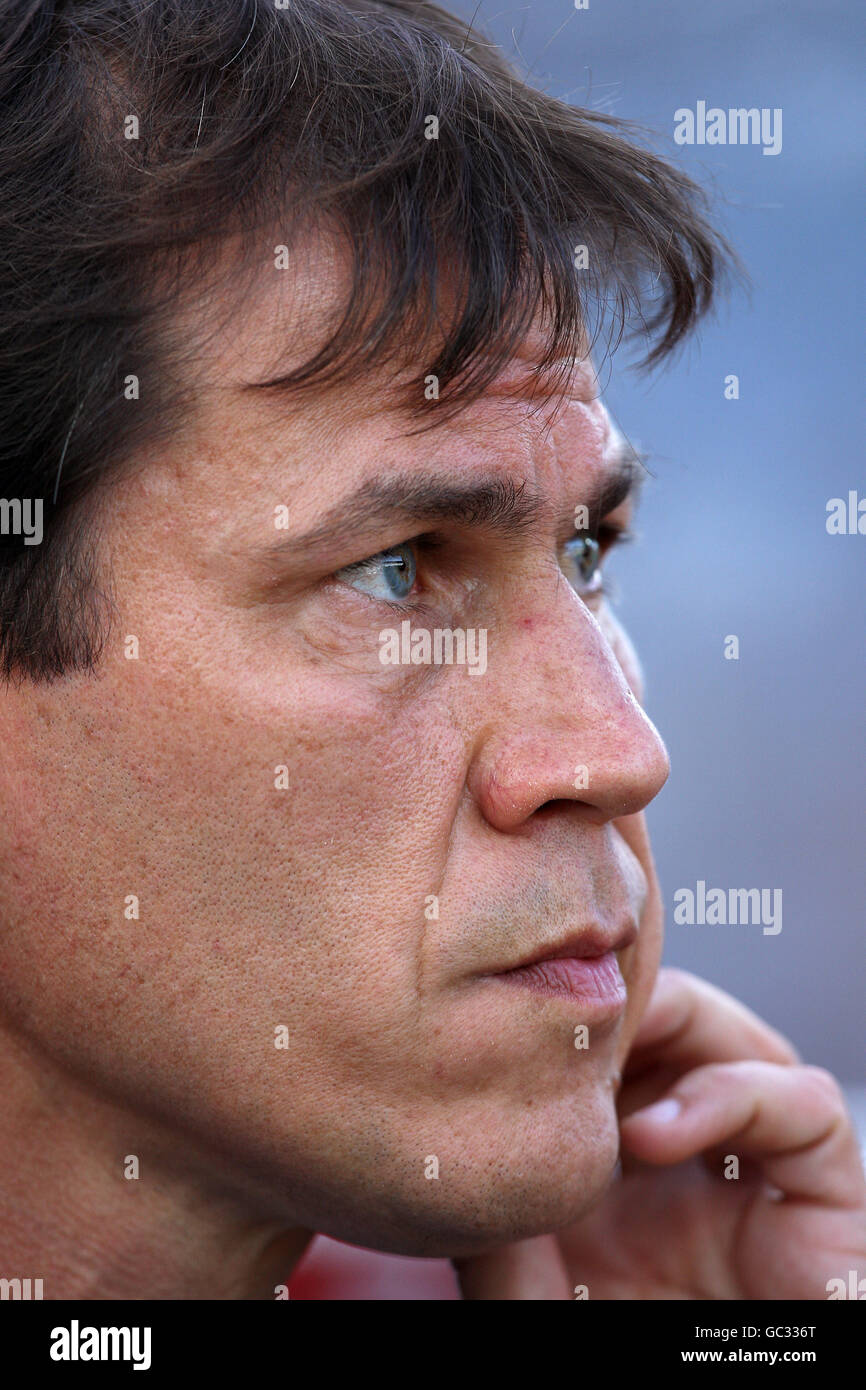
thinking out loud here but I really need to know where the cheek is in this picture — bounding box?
[2,647,470,1094]
[599,604,645,704]
[593,605,661,1050]
[614,818,664,1068]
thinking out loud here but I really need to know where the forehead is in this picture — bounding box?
[188,221,597,399]
[159,227,621,529]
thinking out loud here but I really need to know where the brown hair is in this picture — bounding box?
[0,0,731,680]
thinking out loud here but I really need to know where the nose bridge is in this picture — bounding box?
[468,583,669,829]
[513,576,647,739]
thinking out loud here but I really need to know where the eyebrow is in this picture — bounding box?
[258,438,645,566]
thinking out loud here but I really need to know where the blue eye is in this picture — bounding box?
[560,535,602,595]
[336,542,418,601]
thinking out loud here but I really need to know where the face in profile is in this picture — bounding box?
[0,233,669,1258]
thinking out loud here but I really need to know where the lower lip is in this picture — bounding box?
[493,950,627,1009]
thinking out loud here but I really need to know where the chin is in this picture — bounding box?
[313,1095,621,1260]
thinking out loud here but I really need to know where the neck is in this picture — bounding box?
[0,1027,313,1299]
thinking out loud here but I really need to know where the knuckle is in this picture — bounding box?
[800,1065,845,1108]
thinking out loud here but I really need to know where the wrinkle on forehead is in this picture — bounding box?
[174,220,599,438]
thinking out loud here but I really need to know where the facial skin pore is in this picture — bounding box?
[0,231,670,1297]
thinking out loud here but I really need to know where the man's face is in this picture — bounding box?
[0,239,669,1257]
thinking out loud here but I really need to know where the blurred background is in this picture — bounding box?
[291,0,865,1297]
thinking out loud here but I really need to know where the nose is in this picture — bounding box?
[467,590,670,833]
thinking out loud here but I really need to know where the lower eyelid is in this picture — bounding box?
[324,573,424,612]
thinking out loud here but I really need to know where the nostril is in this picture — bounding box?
[535,798,578,817]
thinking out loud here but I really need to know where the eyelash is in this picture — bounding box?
[571,525,631,602]
[594,523,633,576]
[336,525,631,609]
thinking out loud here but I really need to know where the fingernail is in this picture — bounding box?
[635,1097,682,1125]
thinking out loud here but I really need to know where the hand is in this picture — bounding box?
[454,968,866,1299]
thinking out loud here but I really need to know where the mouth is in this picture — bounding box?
[484,923,636,1011]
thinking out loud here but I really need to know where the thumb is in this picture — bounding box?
[453,1234,571,1300]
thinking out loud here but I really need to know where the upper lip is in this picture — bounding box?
[495,921,638,973]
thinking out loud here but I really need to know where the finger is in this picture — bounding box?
[620,1060,866,1208]
[453,1235,572,1300]
[625,967,800,1079]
